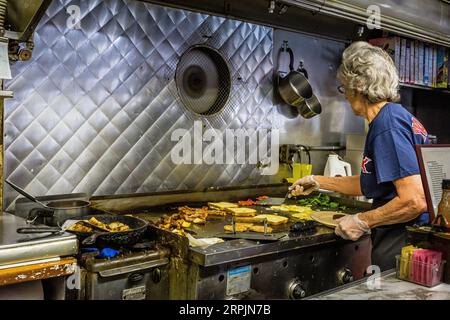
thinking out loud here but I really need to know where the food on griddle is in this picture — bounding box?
[256,195,270,200]
[249,225,273,233]
[254,214,289,225]
[87,217,110,231]
[178,206,208,222]
[87,217,130,232]
[193,218,206,224]
[107,221,131,232]
[297,194,346,210]
[238,199,257,206]
[156,213,190,236]
[234,216,266,223]
[226,207,257,217]
[178,206,225,221]
[182,221,191,228]
[291,212,314,220]
[224,223,254,233]
[270,205,314,213]
[206,210,227,217]
[155,205,227,237]
[68,218,130,233]
[208,202,239,210]
[68,223,93,233]
[172,229,185,236]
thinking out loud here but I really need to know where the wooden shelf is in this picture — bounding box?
[0,257,76,287]
[400,83,450,94]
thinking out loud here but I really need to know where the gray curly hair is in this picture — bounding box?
[337,41,400,104]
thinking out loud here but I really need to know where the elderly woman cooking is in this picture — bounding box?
[289,41,430,271]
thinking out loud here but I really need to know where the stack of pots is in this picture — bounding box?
[277,43,322,119]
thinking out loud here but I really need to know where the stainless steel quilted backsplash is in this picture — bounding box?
[4,0,276,208]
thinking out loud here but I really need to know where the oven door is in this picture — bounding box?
[83,258,169,300]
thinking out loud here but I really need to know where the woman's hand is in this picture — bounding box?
[288,175,320,197]
[335,213,371,241]
[290,175,362,197]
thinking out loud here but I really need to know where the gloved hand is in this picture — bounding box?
[288,175,320,197]
[335,213,371,241]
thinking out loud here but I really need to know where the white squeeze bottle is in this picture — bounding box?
[323,154,352,177]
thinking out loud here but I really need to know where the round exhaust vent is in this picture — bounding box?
[175,45,231,116]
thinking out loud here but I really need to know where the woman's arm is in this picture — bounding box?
[358,174,427,228]
[314,175,363,196]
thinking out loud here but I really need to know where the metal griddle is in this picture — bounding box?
[214,232,286,241]
[134,201,315,242]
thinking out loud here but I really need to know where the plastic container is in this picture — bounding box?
[396,255,446,287]
[323,154,352,177]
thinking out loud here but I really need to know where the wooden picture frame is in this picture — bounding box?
[415,144,450,222]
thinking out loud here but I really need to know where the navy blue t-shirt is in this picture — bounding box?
[360,103,429,224]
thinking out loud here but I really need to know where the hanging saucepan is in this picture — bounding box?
[298,94,322,119]
[277,45,313,108]
[6,180,91,226]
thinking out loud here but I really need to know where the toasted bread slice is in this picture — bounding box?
[208,202,239,210]
[249,225,273,233]
[224,223,254,233]
[254,214,289,225]
[206,210,227,216]
[226,207,257,217]
[291,213,313,220]
[234,216,266,223]
[193,218,206,224]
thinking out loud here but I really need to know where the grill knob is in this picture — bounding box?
[337,268,354,285]
[152,268,162,283]
[129,273,144,283]
[288,280,306,299]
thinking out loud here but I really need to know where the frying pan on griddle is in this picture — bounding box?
[17,214,149,247]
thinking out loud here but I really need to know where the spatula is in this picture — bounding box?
[256,182,315,206]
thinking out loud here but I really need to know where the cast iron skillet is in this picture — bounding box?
[17,214,149,247]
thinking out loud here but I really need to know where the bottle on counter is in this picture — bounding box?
[323,154,352,177]
[437,179,450,229]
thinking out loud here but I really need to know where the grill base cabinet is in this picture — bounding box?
[81,266,170,300]
[76,249,170,300]
[169,236,371,300]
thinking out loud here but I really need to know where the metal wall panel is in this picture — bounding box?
[273,29,365,175]
[4,0,275,208]
[4,0,364,209]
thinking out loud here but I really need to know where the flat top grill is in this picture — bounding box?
[126,200,355,267]
[87,184,371,267]
[132,200,334,240]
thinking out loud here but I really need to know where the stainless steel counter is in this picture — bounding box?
[311,271,450,300]
[0,213,78,266]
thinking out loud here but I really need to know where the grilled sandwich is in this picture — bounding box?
[254,214,288,225]
[208,202,239,210]
[224,223,254,233]
[225,207,257,217]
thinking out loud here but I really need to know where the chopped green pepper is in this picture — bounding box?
[297,194,346,210]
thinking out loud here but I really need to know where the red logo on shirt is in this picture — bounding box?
[412,117,427,141]
[361,156,372,174]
